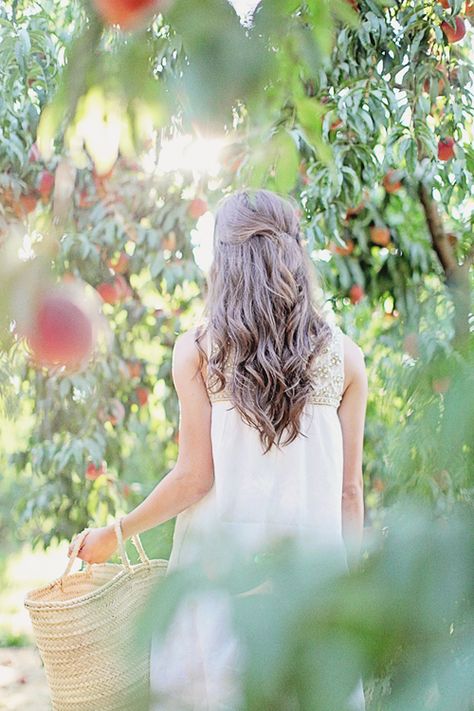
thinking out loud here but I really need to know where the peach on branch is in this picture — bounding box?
[127,360,142,378]
[328,239,355,256]
[92,0,167,30]
[17,193,38,216]
[23,284,96,370]
[329,117,343,131]
[96,275,132,304]
[188,198,208,220]
[85,461,107,481]
[382,170,403,193]
[96,281,121,305]
[441,16,466,42]
[38,170,54,202]
[107,252,129,274]
[349,284,365,304]
[370,225,391,246]
[346,0,360,11]
[438,137,455,161]
[423,63,448,94]
[136,386,149,406]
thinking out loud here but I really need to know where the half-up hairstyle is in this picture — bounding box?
[195,188,333,454]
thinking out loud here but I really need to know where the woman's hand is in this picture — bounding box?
[68,525,118,565]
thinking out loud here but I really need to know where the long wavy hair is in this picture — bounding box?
[195,188,333,454]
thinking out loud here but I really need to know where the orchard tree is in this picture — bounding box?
[0,0,472,549]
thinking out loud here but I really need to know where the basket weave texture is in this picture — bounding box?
[24,521,168,711]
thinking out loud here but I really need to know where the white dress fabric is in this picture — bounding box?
[150,321,366,711]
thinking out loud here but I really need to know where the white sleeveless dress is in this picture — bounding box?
[150,320,366,711]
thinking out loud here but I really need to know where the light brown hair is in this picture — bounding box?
[195,188,332,454]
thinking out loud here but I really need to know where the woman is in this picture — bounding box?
[69,188,368,710]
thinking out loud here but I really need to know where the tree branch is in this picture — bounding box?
[418,181,458,278]
[418,181,471,353]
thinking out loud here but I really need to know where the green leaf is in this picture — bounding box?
[296,96,334,167]
[272,131,300,193]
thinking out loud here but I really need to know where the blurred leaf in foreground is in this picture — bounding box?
[141,500,474,710]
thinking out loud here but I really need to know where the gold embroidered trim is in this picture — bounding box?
[206,324,345,408]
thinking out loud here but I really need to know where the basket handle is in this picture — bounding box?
[61,521,150,579]
[62,528,92,578]
[114,518,151,572]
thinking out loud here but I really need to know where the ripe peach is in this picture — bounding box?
[349,284,364,304]
[127,360,142,378]
[107,252,129,274]
[329,239,355,256]
[25,288,94,368]
[382,170,403,193]
[188,198,208,220]
[441,16,466,42]
[96,276,131,304]
[92,0,166,30]
[423,63,448,94]
[370,225,391,246]
[438,137,455,161]
[38,171,54,202]
[18,193,38,215]
[96,281,121,304]
[136,386,149,406]
[86,461,107,480]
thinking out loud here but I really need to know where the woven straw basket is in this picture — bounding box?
[24,520,168,711]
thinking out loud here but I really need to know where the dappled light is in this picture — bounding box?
[0,0,472,709]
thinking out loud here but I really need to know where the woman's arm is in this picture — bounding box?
[338,335,368,560]
[120,328,214,540]
[70,327,214,563]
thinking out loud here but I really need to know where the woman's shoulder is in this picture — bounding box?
[338,328,365,361]
[337,329,367,392]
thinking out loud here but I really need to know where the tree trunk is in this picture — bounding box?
[418,181,472,355]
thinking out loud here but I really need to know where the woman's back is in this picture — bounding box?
[166,318,348,573]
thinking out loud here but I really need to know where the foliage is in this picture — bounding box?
[0,0,472,553]
[143,500,474,710]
